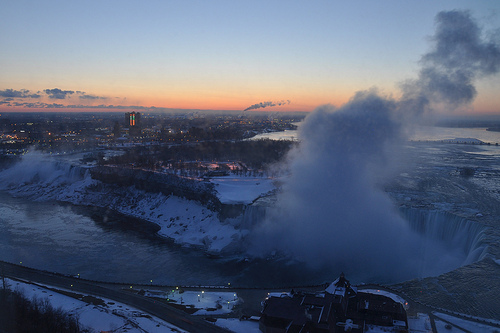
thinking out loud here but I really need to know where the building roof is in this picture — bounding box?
[260,274,408,333]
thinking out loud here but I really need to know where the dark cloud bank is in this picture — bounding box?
[0,88,108,107]
[248,10,500,282]
[0,89,40,99]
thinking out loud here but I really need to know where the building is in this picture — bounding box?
[125,112,141,136]
[259,273,408,333]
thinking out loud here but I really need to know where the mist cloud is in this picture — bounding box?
[249,10,500,282]
[250,91,420,281]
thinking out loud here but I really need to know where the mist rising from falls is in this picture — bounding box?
[0,151,93,200]
[246,10,500,283]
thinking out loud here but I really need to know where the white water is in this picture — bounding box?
[400,208,488,266]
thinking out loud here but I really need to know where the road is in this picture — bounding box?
[0,261,231,333]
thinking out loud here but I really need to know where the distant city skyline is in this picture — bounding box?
[1,1,500,114]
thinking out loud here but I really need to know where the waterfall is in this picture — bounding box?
[240,204,268,229]
[400,207,488,265]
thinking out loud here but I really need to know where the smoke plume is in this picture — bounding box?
[244,99,291,111]
[399,10,500,115]
[249,10,500,282]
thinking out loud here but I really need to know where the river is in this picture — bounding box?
[0,192,325,287]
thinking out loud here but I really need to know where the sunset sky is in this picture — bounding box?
[1,0,500,113]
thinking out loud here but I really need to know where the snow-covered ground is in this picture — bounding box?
[214,318,260,333]
[5,278,264,333]
[143,288,240,315]
[408,313,433,333]
[433,312,500,332]
[209,175,275,204]
[5,278,188,333]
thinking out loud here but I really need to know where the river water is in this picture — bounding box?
[0,192,327,287]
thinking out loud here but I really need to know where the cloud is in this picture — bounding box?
[244,99,291,111]
[0,100,156,111]
[0,89,41,99]
[44,88,75,99]
[78,93,108,100]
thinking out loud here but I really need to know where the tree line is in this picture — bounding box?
[105,139,296,171]
[0,287,82,333]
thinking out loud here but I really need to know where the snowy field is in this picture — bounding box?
[5,278,187,333]
[214,318,260,333]
[143,288,240,315]
[209,175,275,204]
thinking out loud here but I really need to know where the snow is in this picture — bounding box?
[358,289,408,308]
[144,288,240,315]
[214,318,261,333]
[266,292,292,298]
[115,191,240,252]
[364,324,401,332]
[433,312,500,332]
[6,278,187,333]
[209,175,275,204]
[433,319,465,332]
[408,313,432,332]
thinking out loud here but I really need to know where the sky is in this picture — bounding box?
[1,0,500,114]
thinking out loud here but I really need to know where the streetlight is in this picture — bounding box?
[202,290,205,298]
[198,294,200,302]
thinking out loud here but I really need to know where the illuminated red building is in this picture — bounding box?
[125,112,141,136]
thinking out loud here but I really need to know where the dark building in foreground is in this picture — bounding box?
[259,274,408,333]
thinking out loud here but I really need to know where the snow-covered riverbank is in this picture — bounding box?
[0,152,275,254]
